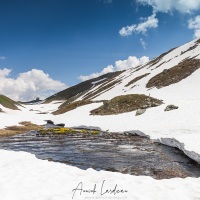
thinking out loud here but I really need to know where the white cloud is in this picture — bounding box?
[137,0,200,13]
[115,56,149,70]
[188,15,200,38]
[0,56,6,60]
[79,56,149,81]
[140,38,147,49]
[79,65,114,82]
[194,29,200,38]
[119,14,158,37]
[0,68,67,101]
[0,68,11,77]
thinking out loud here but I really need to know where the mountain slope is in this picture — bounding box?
[0,95,21,110]
[45,71,124,103]
[48,38,200,115]
[76,38,200,102]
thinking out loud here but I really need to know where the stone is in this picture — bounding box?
[45,120,54,125]
[164,104,178,111]
[141,105,148,109]
[163,69,168,74]
[55,123,65,127]
[151,102,162,107]
[136,108,146,116]
[45,120,65,128]
[44,120,55,128]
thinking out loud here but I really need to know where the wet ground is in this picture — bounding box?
[0,131,200,179]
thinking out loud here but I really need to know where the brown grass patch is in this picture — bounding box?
[125,73,150,87]
[90,94,163,115]
[53,100,93,115]
[0,121,42,136]
[146,58,200,89]
[147,47,177,69]
[180,45,198,55]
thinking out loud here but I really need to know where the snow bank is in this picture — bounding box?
[1,149,200,200]
[0,101,63,129]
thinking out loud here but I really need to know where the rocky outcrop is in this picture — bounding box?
[56,123,65,127]
[91,94,163,115]
[135,109,146,116]
[164,105,178,111]
[44,120,65,128]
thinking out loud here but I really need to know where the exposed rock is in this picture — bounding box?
[55,123,65,127]
[44,120,55,128]
[141,105,148,109]
[0,108,2,112]
[135,109,146,116]
[45,120,54,125]
[164,104,178,111]
[151,102,162,107]
[44,120,65,128]
[163,69,168,74]
[71,125,102,131]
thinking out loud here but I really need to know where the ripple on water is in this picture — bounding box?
[0,130,200,179]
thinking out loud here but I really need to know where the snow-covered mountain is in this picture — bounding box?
[47,38,200,106]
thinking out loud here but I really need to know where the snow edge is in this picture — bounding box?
[125,130,200,164]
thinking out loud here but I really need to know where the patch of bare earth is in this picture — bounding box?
[53,100,93,115]
[147,47,177,69]
[125,73,150,87]
[151,61,166,70]
[83,79,121,100]
[180,40,200,55]
[90,94,163,115]
[146,58,200,89]
[0,121,42,136]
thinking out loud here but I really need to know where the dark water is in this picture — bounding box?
[0,131,200,179]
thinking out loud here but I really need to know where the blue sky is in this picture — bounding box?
[0,0,200,100]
